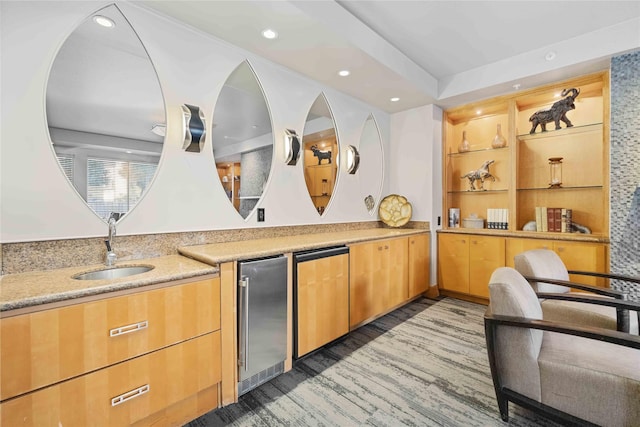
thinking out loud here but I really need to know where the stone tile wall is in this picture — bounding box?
[610,51,640,300]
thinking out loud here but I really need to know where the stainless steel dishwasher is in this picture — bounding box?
[237,255,287,396]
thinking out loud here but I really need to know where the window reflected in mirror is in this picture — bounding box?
[212,61,273,220]
[302,94,338,216]
[46,5,165,222]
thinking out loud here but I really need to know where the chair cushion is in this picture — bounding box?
[489,267,543,400]
[541,298,639,334]
[514,249,571,293]
[539,331,640,426]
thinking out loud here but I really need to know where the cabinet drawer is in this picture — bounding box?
[1,277,220,400]
[1,331,221,427]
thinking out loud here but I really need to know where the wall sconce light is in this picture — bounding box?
[345,145,360,174]
[284,128,300,165]
[182,104,206,152]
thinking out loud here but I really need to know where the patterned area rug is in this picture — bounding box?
[188,297,559,426]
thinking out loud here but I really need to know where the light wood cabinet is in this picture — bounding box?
[349,237,410,328]
[438,233,504,298]
[1,332,221,427]
[505,238,607,287]
[438,233,470,294]
[0,276,222,426]
[408,234,430,298]
[443,71,609,238]
[295,252,349,357]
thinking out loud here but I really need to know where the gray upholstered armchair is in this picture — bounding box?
[514,249,639,334]
[485,267,640,425]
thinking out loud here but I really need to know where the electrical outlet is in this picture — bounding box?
[257,208,265,222]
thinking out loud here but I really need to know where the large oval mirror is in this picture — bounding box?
[302,94,338,216]
[212,62,273,219]
[358,114,384,215]
[46,5,165,222]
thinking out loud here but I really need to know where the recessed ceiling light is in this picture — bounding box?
[262,29,278,39]
[390,97,400,102]
[338,70,350,77]
[125,150,132,154]
[545,51,557,61]
[93,15,115,28]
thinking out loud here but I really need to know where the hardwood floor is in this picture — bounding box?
[188,297,559,426]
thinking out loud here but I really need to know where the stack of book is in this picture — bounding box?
[487,208,509,230]
[535,207,572,232]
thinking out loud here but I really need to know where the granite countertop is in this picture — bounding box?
[178,227,429,265]
[437,228,609,243]
[0,255,218,313]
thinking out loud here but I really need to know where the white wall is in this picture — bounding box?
[0,1,390,243]
[390,104,443,285]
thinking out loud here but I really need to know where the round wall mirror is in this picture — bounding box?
[211,61,273,220]
[358,114,384,215]
[46,5,166,222]
[302,94,339,216]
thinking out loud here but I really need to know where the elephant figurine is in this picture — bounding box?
[529,88,580,134]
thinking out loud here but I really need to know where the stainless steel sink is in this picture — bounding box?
[73,265,154,280]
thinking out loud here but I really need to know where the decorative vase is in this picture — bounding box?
[492,124,507,148]
[458,131,470,153]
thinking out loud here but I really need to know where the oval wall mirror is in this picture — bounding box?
[46,5,166,222]
[302,94,338,216]
[358,114,384,215]
[212,61,273,220]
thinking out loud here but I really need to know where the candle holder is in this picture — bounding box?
[548,157,563,188]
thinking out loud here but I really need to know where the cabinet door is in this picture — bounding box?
[554,241,607,287]
[349,237,409,328]
[469,236,505,298]
[296,253,349,357]
[438,234,469,293]
[408,234,430,298]
[349,241,379,327]
[1,278,220,401]
[381,237,409,311]
[505,238,553,267]
[1,332,221,427]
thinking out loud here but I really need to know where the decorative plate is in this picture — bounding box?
[378,194,412,227]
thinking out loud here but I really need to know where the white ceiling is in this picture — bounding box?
[138,0,640,112]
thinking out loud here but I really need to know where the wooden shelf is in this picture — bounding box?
[448,189,508,195]
[516,122,603,140]
[448,146,509,157]
[442,71,609,237]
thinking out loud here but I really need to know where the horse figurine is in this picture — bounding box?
[461,160,496,191]
[310,145,332,165]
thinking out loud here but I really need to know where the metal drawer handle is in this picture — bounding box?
[109,320,148,337]
[111,384,149,407]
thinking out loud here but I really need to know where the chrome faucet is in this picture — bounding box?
[105,215,117,266]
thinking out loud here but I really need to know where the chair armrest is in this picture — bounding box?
[536,293,640,310]
[537,292,640,333]
[523,275,627,298]
[567,270,640,285]
[484,313,640,349]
